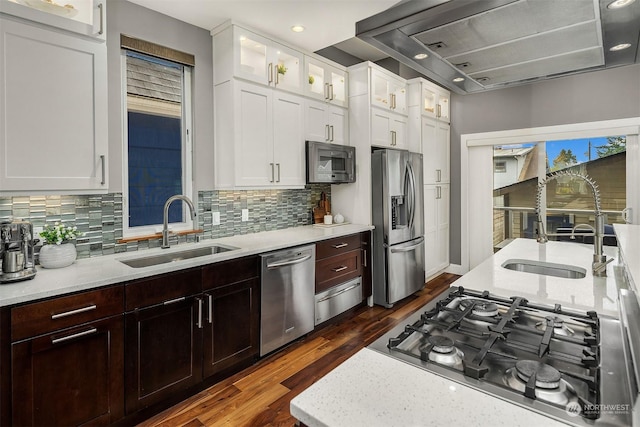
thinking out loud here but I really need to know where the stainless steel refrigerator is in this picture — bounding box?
[371,148,425,307]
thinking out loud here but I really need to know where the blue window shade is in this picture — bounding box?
[128,112,182,227]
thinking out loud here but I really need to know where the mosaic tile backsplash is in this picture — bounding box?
[0,185,330,260]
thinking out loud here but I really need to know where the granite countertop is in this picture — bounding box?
[450,238,622,318]
[291,237,630,427]
[0,223,373,307]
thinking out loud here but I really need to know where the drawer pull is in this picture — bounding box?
[317,283,361,303]
[163,297,186,305]
[332,265,348,272]
[52,327,97,345]
[332,243,348,249]
[51,304,97,320]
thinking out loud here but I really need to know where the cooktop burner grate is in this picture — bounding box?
[386,287,601,420]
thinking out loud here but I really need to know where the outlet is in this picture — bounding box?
[241,209,249,222]
[212,212,220,226]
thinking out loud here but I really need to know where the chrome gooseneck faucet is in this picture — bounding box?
[534,170,612,277]
[162,195,197,249]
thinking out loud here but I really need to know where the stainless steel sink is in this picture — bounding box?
[120,245,238,268]
[501,259,587,279]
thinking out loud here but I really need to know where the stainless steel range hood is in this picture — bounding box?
[356,0,640,94]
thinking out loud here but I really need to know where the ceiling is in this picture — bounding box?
[127,0,640,95]
[126,0,398,56]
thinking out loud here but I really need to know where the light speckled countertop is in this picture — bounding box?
[291,237,630,427]
[0,224,373,307]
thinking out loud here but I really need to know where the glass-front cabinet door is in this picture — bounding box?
[0,0,106,40]
[234,26,302,93]
[371,68,406,114]
[304,56,347,107]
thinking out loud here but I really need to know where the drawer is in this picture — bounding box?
[315,277,362,325]
[125,267,201,311]
[11,285,124,342]
[202,256,259,291]
[316,234,361,260]
[316,249,361,293]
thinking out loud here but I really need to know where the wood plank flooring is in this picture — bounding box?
[137,273,460,427]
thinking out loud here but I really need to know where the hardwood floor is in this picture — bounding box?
[137,273,460,427]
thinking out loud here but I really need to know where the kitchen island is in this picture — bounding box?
[291,237,629,427]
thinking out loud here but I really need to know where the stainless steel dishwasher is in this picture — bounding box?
[260,244,315,356]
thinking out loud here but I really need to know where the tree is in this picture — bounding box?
[551,148,577,171]
[595,136,626,158]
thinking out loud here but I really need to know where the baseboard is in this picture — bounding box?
[445,263,466,275]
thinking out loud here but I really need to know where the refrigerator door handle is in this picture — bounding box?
[406,161,417,231]
[389,236,425,253]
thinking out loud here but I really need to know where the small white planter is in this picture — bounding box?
[39,243,77,269]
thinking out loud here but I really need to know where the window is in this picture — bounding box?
[492,137,627,249]
[121,40,194,237]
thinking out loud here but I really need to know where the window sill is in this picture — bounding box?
[118,229,203,244]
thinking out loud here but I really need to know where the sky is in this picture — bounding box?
[546,137,610,164]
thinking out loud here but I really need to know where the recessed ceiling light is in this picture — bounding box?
[291,25,305,33]
[413,53,428,60]
[610,43,632,51]
[453,77,465,82]
[607,0,635,9]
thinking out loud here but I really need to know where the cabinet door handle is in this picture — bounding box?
[436,169,441,182]
[329,125,334,142]
[437,104,441,118]
[270,163,275,182]
[51,304,97,320]
[100,155,106,185]
[325,124,330,141]
[332,265,348,272]
[391,130,396,146]
[362,249,367,267]
[97,3,104,35]
[324,83,329,100]
[196,297,203,329]
[52,327,97,345]
[329,84,334,100]
[163,296,185,305]
[206,293,213,324]
[437,186,442,199]
[268,63,273,84]
[332,243,348,249]
[275,65,280,85]
[276,163,281,182]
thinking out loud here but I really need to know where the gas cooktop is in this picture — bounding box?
[368,286,633,426]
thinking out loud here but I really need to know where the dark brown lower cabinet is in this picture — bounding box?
[361,230,373,299]
[202,277,259,377]
[124,297,202,413]
[11,315,124,426]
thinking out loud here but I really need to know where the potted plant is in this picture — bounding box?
[39,222,82,268]
[277,64,287,75]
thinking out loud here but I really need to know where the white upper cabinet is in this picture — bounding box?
[408,78,450,123]
[0,0,106,40]
[371,110,407,150]
[214,80,305,189]
[371,68,407,115]
[0,16,108,194]
[421,118,450,184]
[304,99,348,145]
[213,24,303,94]
[304,56,348,108]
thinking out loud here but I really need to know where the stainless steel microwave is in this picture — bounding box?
[306,141,356,184]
